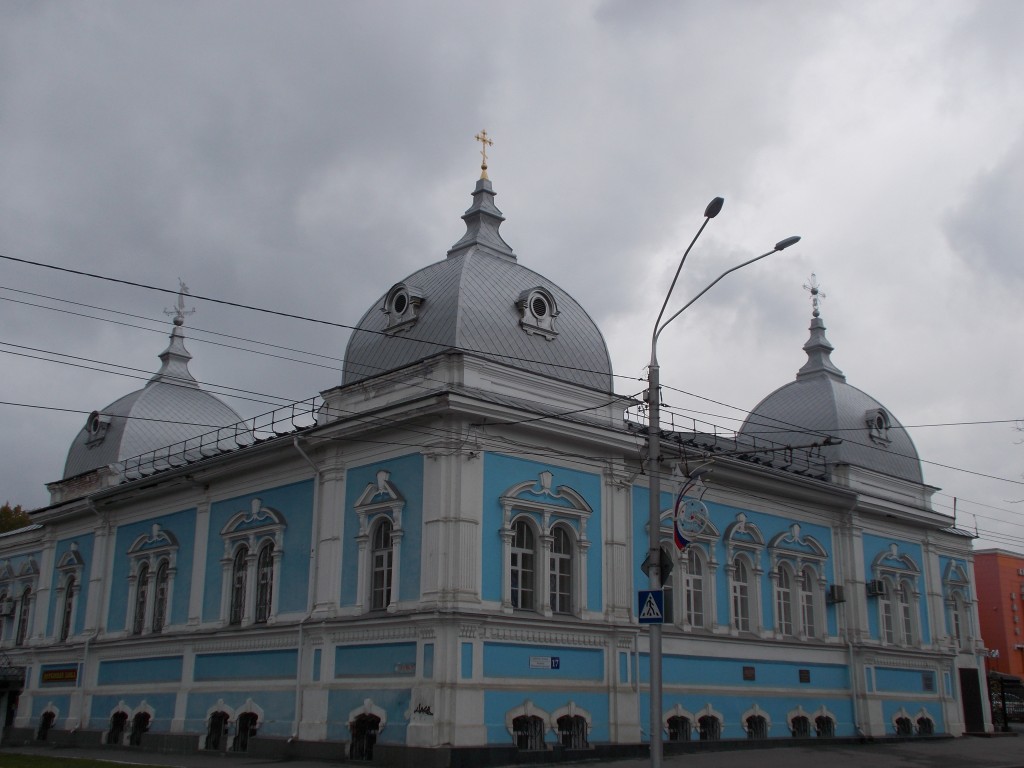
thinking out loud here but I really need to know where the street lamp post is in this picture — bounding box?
[645,198,799,768]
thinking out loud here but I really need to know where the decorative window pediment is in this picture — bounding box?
[0,560,13,581]
[56,544,85,572]
[871,543,919,576]
[516,287,559,340]
[500,471,592,529]
[17,558,39,578]
[724,513,764,553]
[768,524,827,565]
[128,524,180,558]
[222,499,287,541]
[355,470,406,520]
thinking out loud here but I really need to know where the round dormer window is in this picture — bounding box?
[530,293,549,319]
[392,290,409,316]
[87,411,102,435]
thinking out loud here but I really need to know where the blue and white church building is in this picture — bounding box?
[0,161,990,761]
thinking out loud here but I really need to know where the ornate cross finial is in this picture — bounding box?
[165,279,196,327]
[803,273,826,318]
[474,129,494,180]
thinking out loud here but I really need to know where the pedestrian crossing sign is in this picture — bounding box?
[638,590,664,624]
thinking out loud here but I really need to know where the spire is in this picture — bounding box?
[796,274,845,381]
[150,281,199,388]
[447,131,516,261]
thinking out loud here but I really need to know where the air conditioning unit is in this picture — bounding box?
[0,599,14,617]
[827,584,846,604]
[866,579,886,597]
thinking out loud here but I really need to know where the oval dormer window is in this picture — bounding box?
[531,293,549,319]
[382,283,423,334]
[392,290,409,316]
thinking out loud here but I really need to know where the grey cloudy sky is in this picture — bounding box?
[1,1,1022,552]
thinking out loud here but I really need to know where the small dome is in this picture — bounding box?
[738,310,923,484]
[342,177,613,392]
[62,307,243,480]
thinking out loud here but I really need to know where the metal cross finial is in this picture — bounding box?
[803,273,826,318]
[165,279,196,327]
[474,129,494,180]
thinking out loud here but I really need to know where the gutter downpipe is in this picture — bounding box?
[292,437,322,742]
[839,501,863,737]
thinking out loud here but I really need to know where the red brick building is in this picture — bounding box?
[974,549,1024,677]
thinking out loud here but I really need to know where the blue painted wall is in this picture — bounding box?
[336,642,416,678]
[97,656,183,686]
[194,649,297,681]
[483,642,604,681]
[108,508,196,632]
[203,479,314,622]
[639,653,849,691]
[482,454,603,611]
[340,454,423,607]
[31,694,70,719]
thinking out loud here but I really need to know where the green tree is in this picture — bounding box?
[0,501,30,533]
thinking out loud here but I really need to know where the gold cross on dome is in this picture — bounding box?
[803,273,826,318]
[474,129,494,179]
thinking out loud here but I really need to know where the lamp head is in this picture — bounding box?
[704,197,725,219]
[775,235,801,251]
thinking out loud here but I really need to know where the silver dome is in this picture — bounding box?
[738,313,923,484]
[342,177,613,392]
[62,319,243,480]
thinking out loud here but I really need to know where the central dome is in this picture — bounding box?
[342,177,613,392]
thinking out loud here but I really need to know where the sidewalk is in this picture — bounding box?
[2,731,1022,768]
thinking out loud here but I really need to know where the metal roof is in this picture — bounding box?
[738,313,923,484]
[342,177,613,392]
[61,323,243,480]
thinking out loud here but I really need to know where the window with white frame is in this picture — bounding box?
[768,524,827,640]
[55,543,85,642]
[732,557,752,632]
[725,513,764,635]
[510,519,536,611]
[871,544,921,647]
[685,547,707,629]
[943,562,973,650]
[15,585,32,646]
[370,519,393,611]
[126,524,179,635]
[659,508,719,632]
[499,472,592,618]
[353,470,404,614]
[220,499,286,627]
[2,557,39,647]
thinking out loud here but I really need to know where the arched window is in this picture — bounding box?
[36,711,55,741]
[133,563,150,635]
[549,526,572,614]
[556,714,588,749]
[746,714,768,739]
[235,712,258,751]
[511,520,535,611]
[897,580,916,645]
[349,713,381,760]
[916,716,934,735]
[59,575,75,642]
[800,566,818,637]
[512,714,545,750]
[880,577,896,644]
[107,711,128,745]
[130,712,150,746]
[895,716,913,736]
[667,715,691,741]
[230,546,248,626]
[371,520,393,611]
[698,715,721,741]
[15,586,32,646]
[152,561,169,633]
[685,547,705,628]
[205,711,229,751]
[255,542,275,622]
[791,715,810,738]
[815,715,835,737]
[732,558,752,632]
[776,565,794,636]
